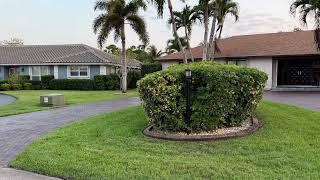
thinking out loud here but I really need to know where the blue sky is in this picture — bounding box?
[0,0,311,50]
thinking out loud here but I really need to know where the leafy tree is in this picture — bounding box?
[104,44,120,54]
[290,0,320,48]
[168,5,200,61]
[149,0,188,63]
[93,0,149,93]
[166,37,188,54]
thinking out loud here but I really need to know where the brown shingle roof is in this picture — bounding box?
[0,44,141,67]
[159,30,320,61]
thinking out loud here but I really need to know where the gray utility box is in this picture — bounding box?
[40,94,65,107]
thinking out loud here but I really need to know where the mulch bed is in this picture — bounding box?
[143,117,262,141]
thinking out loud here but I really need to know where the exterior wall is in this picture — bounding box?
[90,65,100,79]
[58,66,68,79]
[161,61,179,69]
[247,57,273,90]
[0,67,5,81]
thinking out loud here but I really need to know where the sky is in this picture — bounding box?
[0,0,312,51]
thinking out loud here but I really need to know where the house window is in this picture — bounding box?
[68,66,90,78]
[227,60,247,67]
[31,66,49,81]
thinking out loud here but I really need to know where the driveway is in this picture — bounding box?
[0,97,140,167]
[0,94,16,106]
[264,91,320,111]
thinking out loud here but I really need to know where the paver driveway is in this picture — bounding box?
[0,97,140,167]
[264,91,320,111]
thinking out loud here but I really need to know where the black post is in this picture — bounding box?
[185,68,192,130]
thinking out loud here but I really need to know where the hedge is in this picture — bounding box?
[41,75,54,89]
[49,79,95,90]
[127,70,141,89]
[138,62,268,133]
[141,63,162,77]
[105,74,120,90]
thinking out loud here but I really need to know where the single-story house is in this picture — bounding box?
[158,30,320,90]
[0,44,141,81]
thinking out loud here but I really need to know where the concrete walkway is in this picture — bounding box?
[0,168,60,180]
[264,91,320,111]
[0,97,140,167]
[0,94,16,106]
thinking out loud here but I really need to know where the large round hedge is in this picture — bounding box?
[138,62,268,133]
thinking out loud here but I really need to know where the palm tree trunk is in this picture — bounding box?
[208,17,217,60]
[168,0,188,63]
[218,21,224,39]
[121,23,127,93]
[202,2,209,61]
[185,27,194,62]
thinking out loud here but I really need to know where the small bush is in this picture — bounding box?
[49,79,95,90]
[127,70,141,89]
[141,63,162,77]
[41,75,54,89]
[23,83,33,90]
[94,75,107,90]
[30,81,43,90]
[19,75,30,82]
[105,74,120,90]
[138,62,268,133]
[11,84,23,90]
[8,73,26,85]
[1,83,11,91]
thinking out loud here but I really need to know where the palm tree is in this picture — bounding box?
[93,0,149,93]
[197,0,210,61]
[215,0,239,39]
[207,0,239,59]
[166,37,188,54]
[168,5,200,61]
[148,45,164,59]
[149,0,188,63]
[290,0,320,49]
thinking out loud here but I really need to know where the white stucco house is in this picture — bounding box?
[158,30,320,90]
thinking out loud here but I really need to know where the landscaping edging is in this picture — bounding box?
[143,117,262,141]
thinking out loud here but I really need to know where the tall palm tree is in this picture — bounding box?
[168,5,200,61]
[207,0,239,60]
[290,0,320,49]
[93,0,149,93]
[166,37,188,54]
[215,0,239,39]
[149,0,188,63]
[198,0,210,61]
[148,45,165,59]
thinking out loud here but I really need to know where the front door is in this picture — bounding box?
[287,61,313,85]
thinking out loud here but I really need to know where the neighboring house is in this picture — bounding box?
[158,30,320,90]
[0,44,141,81]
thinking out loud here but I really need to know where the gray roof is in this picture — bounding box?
[0,44,141,67]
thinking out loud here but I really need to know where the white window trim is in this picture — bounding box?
[67,65,90,79]
[54,66,59,79]
[29,66,49,81]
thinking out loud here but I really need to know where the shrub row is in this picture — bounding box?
[138,62,268,133]
[141,63,162,77]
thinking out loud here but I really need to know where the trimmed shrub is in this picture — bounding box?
[138,62,268,133]
[0,83,11,91]
[11,84,23,90]
[49,79,95,90]
[105,74,120,90]
[30,81,43,90]
[127,70,141,89]
[94,75,107,90]
[23,83,33,90]
[19,75,30,82]
[141,63,162,77]
[41,75,54,89]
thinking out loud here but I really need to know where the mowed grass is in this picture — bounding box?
[11,102,320,179]
[0,90,138,117]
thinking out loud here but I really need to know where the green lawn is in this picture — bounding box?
[11,102,320,179]
[0,90,138,117]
